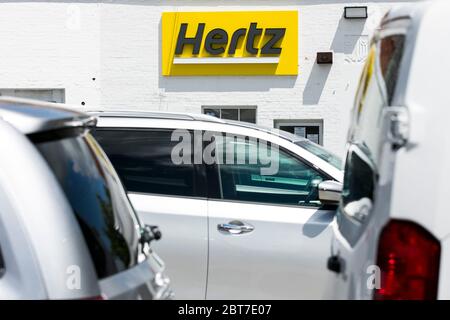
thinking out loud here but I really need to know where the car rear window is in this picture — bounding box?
[379,34,405,104]
[34,131,141,279]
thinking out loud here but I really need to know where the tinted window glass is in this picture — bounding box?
[93,129,203,197]
[36,133,140,279]
[221,109,239,121]
[379,35,405,104]
[240,109,256,124]
[203,107,256,124]
[280,125,321,145]
[203,108,220,118]
[295,140,342,170]
[341,147,375,219]
[217,135,327,207]
[337,146,377,245]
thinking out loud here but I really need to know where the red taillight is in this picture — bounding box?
[375,220,441,300]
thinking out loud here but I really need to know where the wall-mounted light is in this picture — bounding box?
[317,52,333,64]
[344,6,368,19]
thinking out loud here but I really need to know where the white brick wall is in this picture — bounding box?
[0,0,416,155]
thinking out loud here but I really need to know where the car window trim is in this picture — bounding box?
[207,197,337,211]
[127,191,208,201]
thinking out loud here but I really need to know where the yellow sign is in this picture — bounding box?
[162,11,298,76]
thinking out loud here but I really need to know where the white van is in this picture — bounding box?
[328,0,450,300]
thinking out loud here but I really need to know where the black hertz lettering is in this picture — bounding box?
[175,22,285,56]
[261,28,286,54]
[175,23,205,55]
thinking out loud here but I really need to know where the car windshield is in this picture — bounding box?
[295,140,343,170]
[34,130,141,279]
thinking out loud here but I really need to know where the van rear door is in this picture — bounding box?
[328,21,409,299]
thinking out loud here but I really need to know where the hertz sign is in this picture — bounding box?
[162,11,298,76]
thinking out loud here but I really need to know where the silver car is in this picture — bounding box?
[91,110,343,299]
[0,97,172,299]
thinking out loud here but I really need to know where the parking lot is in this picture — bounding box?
[0,0,449,303]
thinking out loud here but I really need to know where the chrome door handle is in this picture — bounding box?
[217,220,254,235]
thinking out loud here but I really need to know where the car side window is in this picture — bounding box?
[216,134,327,207]
[93,128,205,198]
[379,35,405,104]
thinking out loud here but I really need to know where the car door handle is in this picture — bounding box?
[217,220,254,235]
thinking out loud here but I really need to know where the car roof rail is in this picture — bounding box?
[88,110,226,123]
[91,109,307,143]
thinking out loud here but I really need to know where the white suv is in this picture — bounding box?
[328,0,450,300]
[0,97,172,299]
[91,111,343,299]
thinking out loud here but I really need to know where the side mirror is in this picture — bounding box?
[318,180,342,205]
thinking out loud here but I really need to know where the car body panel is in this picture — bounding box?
[389,1,450,240]
[129,193,208,299]
[99,252,171,300]
[0,119,99,299]
[437,236,450,299]
[207,199,335,299]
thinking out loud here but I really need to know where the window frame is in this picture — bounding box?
[274,119,324,145]
[92,127,209,200]
[202,106,257,123]
[204,131,335,209]
[0,88,65,103]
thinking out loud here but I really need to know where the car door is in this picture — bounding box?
[93,128,208,299]
[328,26,409,299]
[205,132,338,299]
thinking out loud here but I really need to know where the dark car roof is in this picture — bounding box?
[0,97,96,135]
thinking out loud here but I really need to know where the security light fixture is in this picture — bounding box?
[317,52,333,64]
[344,6,368,19]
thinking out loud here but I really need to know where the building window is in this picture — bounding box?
[0,89,65,103]
[274,119,323,145]
[202,106,257,124]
